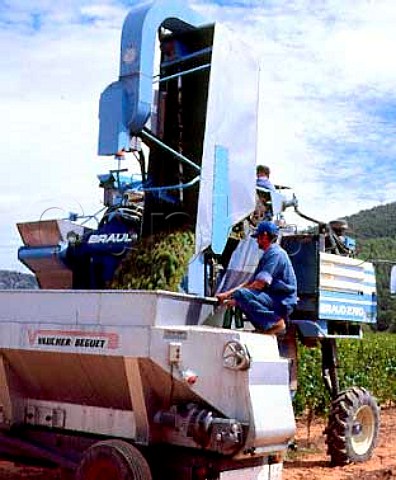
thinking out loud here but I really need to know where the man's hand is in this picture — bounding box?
[224,298,236,307]
[216,292,229,305]
[216,292,236,308]
[248,279,266,291]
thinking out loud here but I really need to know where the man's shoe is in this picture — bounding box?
[260,318,286,336]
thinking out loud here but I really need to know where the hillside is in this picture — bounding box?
[0,270,37,289]
[345,201,396,240]
[345,202,396,331]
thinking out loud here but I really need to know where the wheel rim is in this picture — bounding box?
[84,458,120,480]
[351,404,375,455]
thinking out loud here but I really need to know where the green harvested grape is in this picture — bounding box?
[111,229,195,292]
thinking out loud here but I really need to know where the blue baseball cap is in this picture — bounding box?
[251,220,279,238]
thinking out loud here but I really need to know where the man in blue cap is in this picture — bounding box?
[216,220,297,334]
[256,165,275,191]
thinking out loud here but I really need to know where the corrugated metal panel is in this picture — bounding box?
[319,253,376,294]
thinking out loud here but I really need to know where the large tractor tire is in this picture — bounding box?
[60,468,76,480]
[325,387,380,466]
[76,439,152,480]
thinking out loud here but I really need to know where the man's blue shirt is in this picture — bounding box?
[252,243,297,307]
[256,177,275,191]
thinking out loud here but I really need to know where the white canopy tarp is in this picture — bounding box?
[196,23,260,254]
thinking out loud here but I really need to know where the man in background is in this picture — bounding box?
[256,165,275,191]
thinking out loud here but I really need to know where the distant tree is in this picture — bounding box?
[0,271,37,289]
[346,202,396,240]
[356,237,396,332]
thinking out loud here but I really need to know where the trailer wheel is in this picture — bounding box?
[60,468,76,480]
[76,439,152,480]
[325,387,380,466]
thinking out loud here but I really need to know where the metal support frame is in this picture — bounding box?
[141,128,201,172]
[156,63,211,84]
[321,338,340,399]
[160,46,212,69]
[143,175,200,193]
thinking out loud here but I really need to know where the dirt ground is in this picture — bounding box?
[284,406,396,480]
[0,408,394,479]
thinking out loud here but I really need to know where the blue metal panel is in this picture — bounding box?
[281,235,319,294]
[187,253,206,296]
[211,145,230,254]
[319,289,377,324]
[98,82,131,154]
[98,0,206,155]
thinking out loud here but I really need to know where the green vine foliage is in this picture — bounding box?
[293,332,396,416]
[293,344,329,416]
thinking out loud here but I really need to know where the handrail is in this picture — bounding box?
[141,128,201,172]
[143,175,200,192]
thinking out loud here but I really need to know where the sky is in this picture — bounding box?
[1,0,395,271]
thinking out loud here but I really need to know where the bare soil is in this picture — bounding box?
[284,406,396,480]
[0,408,394,479]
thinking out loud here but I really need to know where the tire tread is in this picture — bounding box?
[325,387,380,466]
[76,439,152,480]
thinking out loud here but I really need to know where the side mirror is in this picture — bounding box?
[390,265,396,295]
